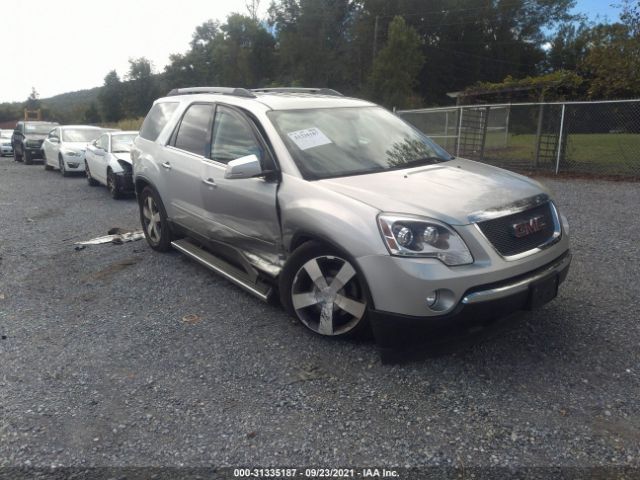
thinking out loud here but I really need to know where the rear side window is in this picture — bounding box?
[174,103,215,156]
[139,102,179,141]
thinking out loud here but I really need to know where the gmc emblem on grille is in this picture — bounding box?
[511,215,547,238]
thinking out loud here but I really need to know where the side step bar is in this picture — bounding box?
[171,239,273,302]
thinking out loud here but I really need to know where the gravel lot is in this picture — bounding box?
[1,156,639,473]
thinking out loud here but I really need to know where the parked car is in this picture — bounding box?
[131,87,571,344]
[85,131,137,198]
[0,129,13,156]
[12,121,60,164]
[42,125,104,176]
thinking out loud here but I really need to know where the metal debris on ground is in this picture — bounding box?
[74,228,145,248]
[182,314,202,325]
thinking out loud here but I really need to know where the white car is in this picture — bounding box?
[85,131,137,198]
[0,129,13,156]
[42,125,104,176]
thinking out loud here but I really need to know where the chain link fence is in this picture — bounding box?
[399,99,640,178]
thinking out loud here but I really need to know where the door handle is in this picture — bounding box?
[161,161,172,170]
[202,178,217,187]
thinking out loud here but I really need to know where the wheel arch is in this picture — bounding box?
[284,230,376,309]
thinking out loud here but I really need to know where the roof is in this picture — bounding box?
[160,87,375,111]
[252,92,375,110]
[59,125,104,130]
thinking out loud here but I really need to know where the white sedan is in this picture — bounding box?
[42,125,104,176]
[85,131,138,198]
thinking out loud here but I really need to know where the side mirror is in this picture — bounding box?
[224,154,262,179]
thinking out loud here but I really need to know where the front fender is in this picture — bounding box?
[278,174,387,260]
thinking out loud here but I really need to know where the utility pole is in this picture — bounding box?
[372,15,380,63]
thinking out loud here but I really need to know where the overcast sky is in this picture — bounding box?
[1,0,268,103]
[1,0,619,104]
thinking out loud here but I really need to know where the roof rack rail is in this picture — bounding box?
[166,87,256,98]
[251,87,343,96]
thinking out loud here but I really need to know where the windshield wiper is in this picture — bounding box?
[387,156,446,170]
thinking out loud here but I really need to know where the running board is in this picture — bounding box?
[171,239,273,301]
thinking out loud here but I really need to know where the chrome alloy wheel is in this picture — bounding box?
[142,195,162,244]
[291,255,367,336]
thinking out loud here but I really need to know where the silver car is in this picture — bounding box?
[131,87,570,344]
[1,129,14,156]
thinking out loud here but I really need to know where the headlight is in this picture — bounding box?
[377,214,473,266]
[62,150,79,156]
[117,159,132,173]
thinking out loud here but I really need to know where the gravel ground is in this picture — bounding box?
[0,156,639,473]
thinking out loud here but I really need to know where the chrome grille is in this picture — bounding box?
[477,202,559,257]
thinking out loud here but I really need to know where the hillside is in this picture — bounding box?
[40,86,102,122]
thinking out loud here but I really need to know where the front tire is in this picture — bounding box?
[107,169,121,199]
[139,186,172,252]
[86,162,99,186]
[279,241,370,338]
[59,155,70,177]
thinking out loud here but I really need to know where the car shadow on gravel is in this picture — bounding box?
[376,307,573,365]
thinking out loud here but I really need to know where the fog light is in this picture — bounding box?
[426,292,438,307]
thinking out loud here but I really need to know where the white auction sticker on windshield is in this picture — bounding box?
[287,127,332,150]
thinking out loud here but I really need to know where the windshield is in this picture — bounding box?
[62,128,102,143]
[267,106,452,180]
[25,123,57,135]
[110,134,136,153]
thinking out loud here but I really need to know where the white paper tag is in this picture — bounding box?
[287,127,332,150]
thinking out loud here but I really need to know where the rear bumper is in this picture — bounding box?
[25,147,44,159]
[370,251,571,349]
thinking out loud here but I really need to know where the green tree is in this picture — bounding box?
[368,16,424,109]
[26,87,40,110]
[581,22,640,98]
[84,101,101,124]
[124,57,159,118]
[269,0,357,88]
[99,70,124,122]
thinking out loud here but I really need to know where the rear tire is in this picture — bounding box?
[139,186,172,252]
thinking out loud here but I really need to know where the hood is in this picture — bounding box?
[113,153,132,163]
[25,133,48,141]
[62,141,91,151]
[317,158,548,225]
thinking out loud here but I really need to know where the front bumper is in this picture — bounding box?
[61,153,86,170]
[370,251,571,349]
[113,171,134,194]
[1,145,12,155]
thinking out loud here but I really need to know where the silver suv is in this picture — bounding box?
[131,87,571,345]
